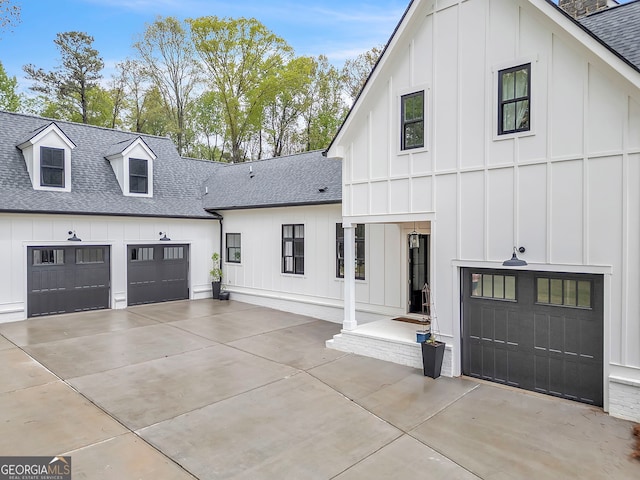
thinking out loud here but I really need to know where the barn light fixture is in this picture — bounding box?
[67,230,81,241]
[409,222,419,249]
[159,232,171,241]
[503,246,527,266]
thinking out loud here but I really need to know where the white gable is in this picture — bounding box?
[17,123,76,192]
[105,137,156,198]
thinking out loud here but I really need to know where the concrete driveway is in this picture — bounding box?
[0,299,637,479]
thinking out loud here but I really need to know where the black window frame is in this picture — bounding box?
[498,63,531,135]
[336,223,365,280]
[282,224,304,275]
[129,157,148,194]
[40,146,65,188]
[226,233,241,263]
[400,90,425,150]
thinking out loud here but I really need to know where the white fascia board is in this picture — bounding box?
[327,0,425,158]
[122,137,157,160]
[529,0,640,89]
[17,122,76,150]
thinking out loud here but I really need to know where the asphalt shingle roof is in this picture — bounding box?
[578,0,640,71]
[202,151,342,211]
[0,111,221,219]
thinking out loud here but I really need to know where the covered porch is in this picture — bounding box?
[326,215,454,375]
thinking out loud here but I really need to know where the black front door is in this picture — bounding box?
[408,234,429,313]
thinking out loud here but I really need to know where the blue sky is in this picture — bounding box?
[0,0,407,88]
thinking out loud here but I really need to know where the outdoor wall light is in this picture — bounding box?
[409,222,420,249]
[159,231,171,241]
[503,246,527,266]
[67,230,81,241]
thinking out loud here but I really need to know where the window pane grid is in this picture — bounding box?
[33,249,64,265]
[283,224,304,274]
[40,147,65,188]
[129,158,148,194]
[401,91,425,150]
[536,277,592,309]
[76,248,104,264]
[131,247,153,262]
[336,223,365,280]
[498,64,530,135]
[471,273,516,301]
[226,233,241,263]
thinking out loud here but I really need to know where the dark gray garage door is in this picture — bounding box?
[127,244,189,306]
[27,246,110,318]
[462,268,603,406]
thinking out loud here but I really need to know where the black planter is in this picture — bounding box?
[421,341,445,378]
[212,281,221,299]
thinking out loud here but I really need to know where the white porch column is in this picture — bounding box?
[343,224,357,330]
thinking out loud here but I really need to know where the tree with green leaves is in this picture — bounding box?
[0,60,20,111]
[342,45,383,104]
[299,55,348,151]
[262,56,314,157]
[23,31,104,124]
[189,16,293,162]
[134,17,200,155]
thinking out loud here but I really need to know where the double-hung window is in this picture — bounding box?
[226,233,241,263]
[336,223,365,280]
[498,63,530,135]
[40,147,65,188]
[282,224,304,275]
[401,91,424,150]
[129,158,148,194]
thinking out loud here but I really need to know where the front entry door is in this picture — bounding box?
[408,234,429,313]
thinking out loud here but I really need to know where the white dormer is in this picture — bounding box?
[105,137,156,198]
[17,123,76,192]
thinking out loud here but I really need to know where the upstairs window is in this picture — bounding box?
[129,158,148,194]
[226,233,241,263]
[336,223,365,280]
[498,64,530,135]
[401,91,424,150]
[40,147,65,188]
[282,224,304,275]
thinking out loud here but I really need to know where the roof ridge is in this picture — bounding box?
[0,109,175,142]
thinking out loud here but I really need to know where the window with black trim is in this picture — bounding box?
[33,249,64,265]
[471,273,516,301]
[498,63,530,135]
[336,223,365,280]
[129,158,148,194]
[401,91,424,150]
[536,277,591,309]
[282,224,304,274]
[226,233,241,263]
[40,147,65,188]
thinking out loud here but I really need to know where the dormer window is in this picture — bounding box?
[129,158,148,194]
[105,136,156,198]
[17,122,75,192]
[40,147,65,188]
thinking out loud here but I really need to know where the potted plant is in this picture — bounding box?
[421,337,445,378]
[210,252,223,299]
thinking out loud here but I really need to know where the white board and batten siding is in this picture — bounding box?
[328,0,640,421]
[220,205,412,323]
[0,213,218,322]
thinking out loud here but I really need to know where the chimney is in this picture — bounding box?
[558,0,610,19]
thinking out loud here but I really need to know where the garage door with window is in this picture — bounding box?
[127,244,189,306]
[462,268,603,406]
[27,246,110,317]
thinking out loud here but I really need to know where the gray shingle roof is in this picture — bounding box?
[578,1,640,71]
[202,151,342,211]
[0,111,221,219]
